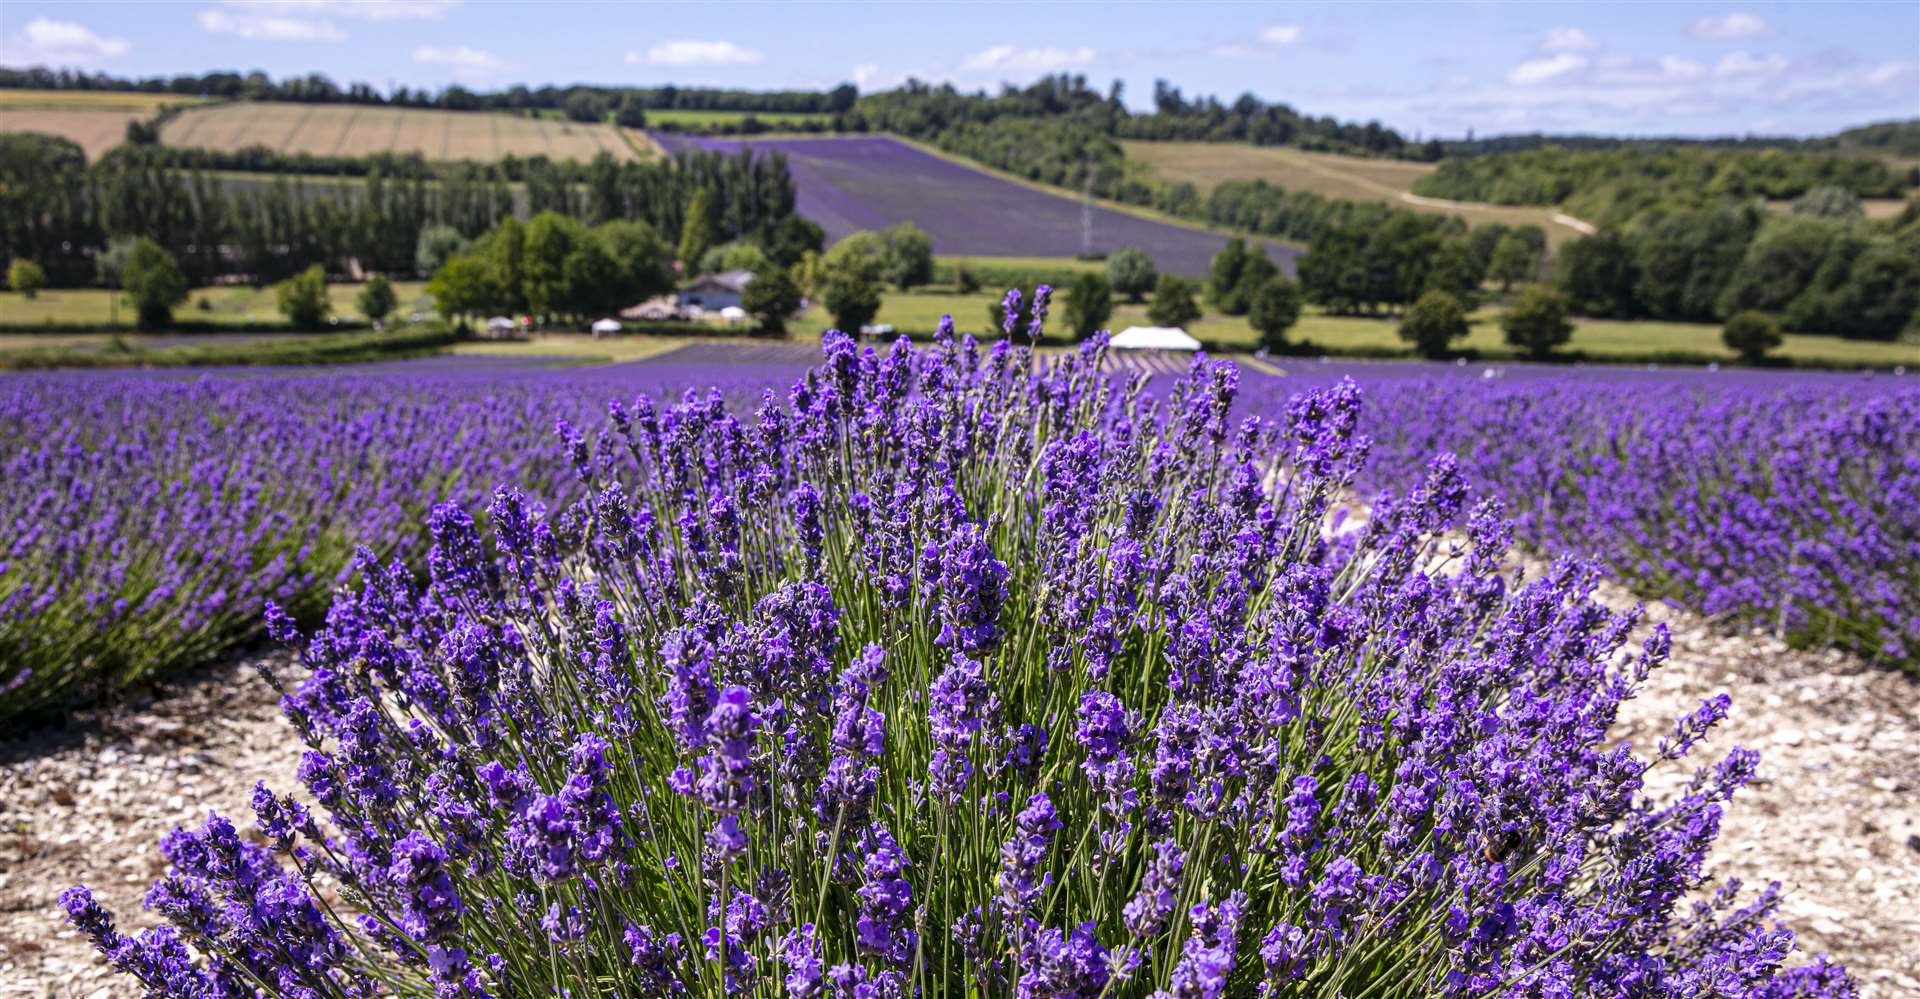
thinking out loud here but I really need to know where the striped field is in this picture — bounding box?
[160,102,657,162]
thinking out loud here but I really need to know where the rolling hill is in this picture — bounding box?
[1122,140,1593,246]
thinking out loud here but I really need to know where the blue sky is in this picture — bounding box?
[2,1,1915,138]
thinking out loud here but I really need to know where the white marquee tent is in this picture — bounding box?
[591,318,622,336]
[1110,326,1202,351]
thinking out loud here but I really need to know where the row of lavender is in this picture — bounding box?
[61,332,1852,996]
[0,351,814,723]
[1261,365,1919,668]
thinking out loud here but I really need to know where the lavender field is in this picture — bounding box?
[10,335,1914,997]
[654,133,1298,275]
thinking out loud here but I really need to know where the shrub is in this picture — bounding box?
[7,257,46,298]
[1398,290,1468,359]
[1249,276,1303,352]
[1723,310,1784,363]
[1502,284,1575,359]
[62,336,1855,997]
[1106,246,1156,303]
[121,237,188,330]
[415,225,469,277]
[743,269,803,335]
[1146,274,1202,328]
[276,264,332,329]
[823,268,882,331]
[1064,271,1113,340]
[357,274,398,324]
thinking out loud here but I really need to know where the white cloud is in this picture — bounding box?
[852,64,882,89]
[1659,55,1706,80]
[1259,24,1303,46]
[1715,51,1790,77]
[1690,12,1768,39]
[413,45,502,72]
[1508,52,1588,85]
[196,8,347,41]
[4,17,131,62]
[1540,27,1597,52]
[212,0,456,19]
[632,40,764,66]
[961,45,1096,72]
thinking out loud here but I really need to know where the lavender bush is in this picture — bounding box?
[63,330,1850,996]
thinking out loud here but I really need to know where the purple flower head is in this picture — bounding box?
[1001,288,1024,337]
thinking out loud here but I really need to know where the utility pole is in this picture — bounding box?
[1081,147,1094,257]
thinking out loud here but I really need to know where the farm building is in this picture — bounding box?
[678,270,755,312]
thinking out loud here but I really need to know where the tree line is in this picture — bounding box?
[1550,201,1920,340]
[0,133,799,289]
[0,66,857,116]
[1411,145,1909,226]
[849,75,1413,160]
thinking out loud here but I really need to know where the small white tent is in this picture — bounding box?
[591,318,622,337]
[719,305,749,324]
[1110,326,1202,351]
[484,316,516,339]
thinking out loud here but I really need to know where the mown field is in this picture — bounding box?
[159,102,655,162]
[1123,140,1590,246]
[0,281,432,329]
[0,89,197,160]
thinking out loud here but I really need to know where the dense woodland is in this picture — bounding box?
[0,133,797,286]
[1412,146,1912,224]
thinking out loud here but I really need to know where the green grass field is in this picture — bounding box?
[0,88,204,111]
[0,281,433,327]
[1122,141,1590,247]
[793,285,1920,367]
[646,109,833,129]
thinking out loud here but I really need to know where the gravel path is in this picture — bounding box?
[3,608,1916,997]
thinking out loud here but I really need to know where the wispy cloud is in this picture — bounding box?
[1540,27,1596,52]
[631,40,764,66]
[1259,24,1302,46]
[215,0,457,19]
[197,8,347,41]
[1508,52,1587,86]
[1322,45,1914,136]
[2,17,131,63]
[960,45,1096,72]
[1689,12,1768,40]
[413,45,501,72]
[1215,23,1304,60]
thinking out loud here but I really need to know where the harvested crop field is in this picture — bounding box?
[0,108,137,161]
[1124,140,1590,244]
[160,101,654,162]
[654,132,1297,275]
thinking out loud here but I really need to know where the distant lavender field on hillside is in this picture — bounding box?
[654,132,1297,275]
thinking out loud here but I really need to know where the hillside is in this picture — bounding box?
[158,101,657,162]
[654,132,1297,275]
[0,89,204,161]
[1122,141,1592,245]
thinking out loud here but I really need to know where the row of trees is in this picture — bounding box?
[1552,204,1920,339]
[852,75,1411,161]
[426,214,676,325]
[425,207,825,330]
[1,134,799,290]
[1412,145,1907,226]
[0,67,857,116]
